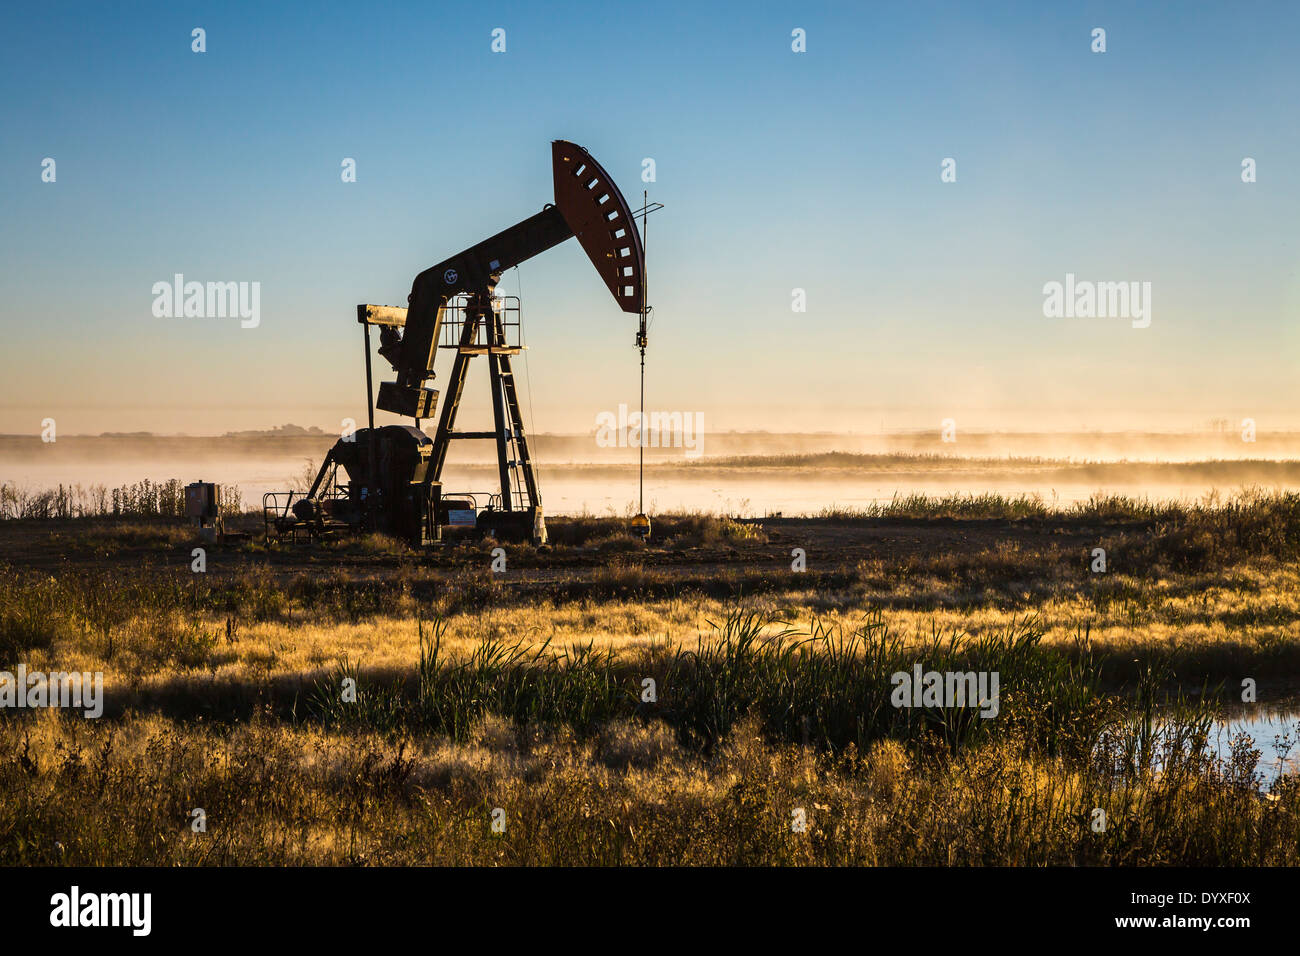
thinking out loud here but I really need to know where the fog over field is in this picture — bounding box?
[5,427,1300,515]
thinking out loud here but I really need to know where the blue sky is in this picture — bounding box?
[1,0,1297,434]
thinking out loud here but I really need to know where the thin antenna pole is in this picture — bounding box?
[639,335,645,514]
[638,189,649,516]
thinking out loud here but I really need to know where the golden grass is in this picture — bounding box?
[4,708,1295,866]
[12,557,1297,697]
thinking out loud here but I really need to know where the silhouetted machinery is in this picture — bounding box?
[185,481,223,541]
[265,140,647,546]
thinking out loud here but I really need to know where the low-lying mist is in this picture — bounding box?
[4,430,1299,517]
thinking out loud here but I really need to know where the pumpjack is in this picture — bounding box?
[264,140,646,546]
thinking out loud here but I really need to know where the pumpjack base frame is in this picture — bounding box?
[357,294,545,545]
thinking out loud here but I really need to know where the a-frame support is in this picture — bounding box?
[424,286,543,541]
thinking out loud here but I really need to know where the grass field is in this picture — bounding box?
[2,489,1299,865]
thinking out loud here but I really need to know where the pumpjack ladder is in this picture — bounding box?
[428,290,539,515]
[357,292,539,528]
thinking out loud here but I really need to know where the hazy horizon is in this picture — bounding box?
[7,424,1300,517]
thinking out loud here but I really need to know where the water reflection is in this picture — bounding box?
[1208,705,1300,785]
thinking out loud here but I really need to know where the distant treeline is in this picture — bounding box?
[0,480,243,520]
